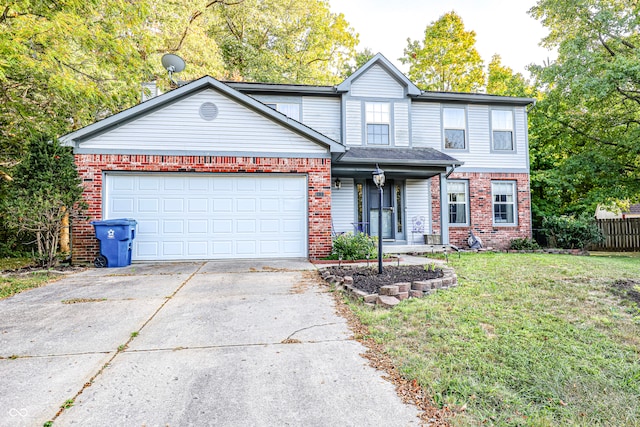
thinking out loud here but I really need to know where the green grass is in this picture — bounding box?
[350,252,640,426]
[0,257,57,299]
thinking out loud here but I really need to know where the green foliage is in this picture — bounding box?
[527,0,640,221]
[541,214,604,250]
[400,11,485,92]
[1,136,85,267]
[509,237,541,250]
[331,232,377,260]
[486,54,535,97]
[209,0,358,84]
[352,253,640,425]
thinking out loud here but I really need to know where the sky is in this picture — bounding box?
[328,0,556,78]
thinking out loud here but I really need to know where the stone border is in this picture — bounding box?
[319,267,458,308]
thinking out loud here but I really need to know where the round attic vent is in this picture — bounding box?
[199,102,218,121]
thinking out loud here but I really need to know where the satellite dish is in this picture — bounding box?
[161,54,186,85]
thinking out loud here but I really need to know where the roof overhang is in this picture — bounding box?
[416,92,535,106]
[332,147,463,179]
[60,76,345,154]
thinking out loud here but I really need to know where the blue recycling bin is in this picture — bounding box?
[91,218,137,268]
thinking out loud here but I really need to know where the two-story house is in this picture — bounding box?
[62,54,533,264]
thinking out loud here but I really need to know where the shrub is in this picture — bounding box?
[541,214,604,250]
[509,237,540,250]
[331,232,377,260]
[1,136,86,267]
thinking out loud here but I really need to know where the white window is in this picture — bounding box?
[265,103,300,121]
[366,102,390,145]
[492,181,517,225]
[443,107,466,150]
[448,181,468,225]
[492,110,514,151]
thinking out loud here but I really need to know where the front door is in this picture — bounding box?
[368,180,403,240]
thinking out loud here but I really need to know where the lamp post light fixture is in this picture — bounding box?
[372,164,385,274]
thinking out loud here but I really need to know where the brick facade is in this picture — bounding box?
[72,154,332,263]
[431,172,532,249]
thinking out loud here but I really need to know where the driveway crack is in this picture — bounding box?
[46,262,206,424]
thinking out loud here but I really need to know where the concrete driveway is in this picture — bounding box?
[0,260,419,426]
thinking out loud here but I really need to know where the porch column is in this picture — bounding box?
[439,173,449,245]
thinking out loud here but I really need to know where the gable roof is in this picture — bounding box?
[336,53,421,96]
[60,76,345,153]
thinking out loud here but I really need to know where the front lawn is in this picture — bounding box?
[349,252,640,426]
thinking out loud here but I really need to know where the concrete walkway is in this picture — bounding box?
[0,260,419,426]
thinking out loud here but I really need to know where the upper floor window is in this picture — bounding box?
[492,181,517,226]
[492,110,514,151]
[448,180,469,225]
[265,103,300,121]
[366,102,390,145]
[443,107,466,150]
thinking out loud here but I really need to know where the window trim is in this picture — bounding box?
[447,180,470,227]
[442,106,468,152]
[490,108,516,153]
[365,102,391,146]
[491,180,518,226]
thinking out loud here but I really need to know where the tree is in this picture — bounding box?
[341,47,376,78]
[527,0,640,220]
[486,55,533,97]
[2,136,85,267]
[208,0,358,84]
[400,11,485,92]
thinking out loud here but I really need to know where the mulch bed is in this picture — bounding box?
[324,265,443,294]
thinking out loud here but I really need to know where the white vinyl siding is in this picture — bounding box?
[394,102,410,147]
[351,64,405,98]
[346,100,362,146]
[411,103,441,148]
[405,179,431,244]
[331,178,355,234]
[302,97,341,142]
[105,173,308,260]
[80,89,326,154]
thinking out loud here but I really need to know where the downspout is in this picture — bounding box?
[445,163,459,179]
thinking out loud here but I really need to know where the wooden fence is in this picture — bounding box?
[591,218,640,251]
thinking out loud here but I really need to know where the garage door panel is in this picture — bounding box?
[213,199,232,212]
[137,220,159,234]
[112,198,134,214]
[162,241,184,256]
[163,220,184,234]
[106,174,307,260]
[164,179,185,191]
[236,199,255,212]
[137,241,159,257]
[138,178,160,191]
[163,199,184,213]
[187,242,208,256]
[138,199,159,213]
[237,179,256,192]
[188,199,208,212]
[188,220,208,234]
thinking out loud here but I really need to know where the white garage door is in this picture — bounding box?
[104,173,308,260]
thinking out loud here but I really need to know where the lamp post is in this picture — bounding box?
[372,164,385,274]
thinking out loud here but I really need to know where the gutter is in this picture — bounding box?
[445,163,460,179]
